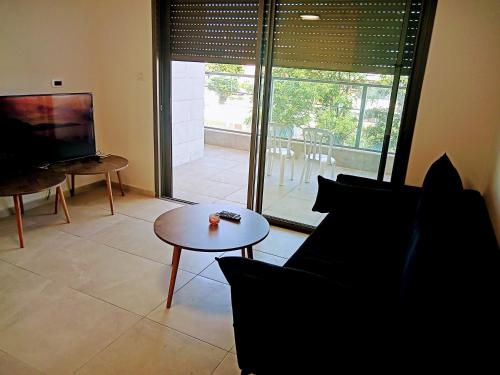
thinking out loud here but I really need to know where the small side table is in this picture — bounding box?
[154,203,270,308]
[0,168,71,248]
[50,155,128,215]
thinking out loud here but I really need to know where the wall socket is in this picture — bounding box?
[51,79,63,87]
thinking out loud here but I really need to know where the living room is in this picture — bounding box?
[0,0,499,374]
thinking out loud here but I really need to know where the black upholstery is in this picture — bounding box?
[218,155,500,373]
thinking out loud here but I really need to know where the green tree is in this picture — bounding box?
[206,63,245,104]
[362,89,405,152]
[270,68,366,146]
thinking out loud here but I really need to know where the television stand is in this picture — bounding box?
[49,155,128,215]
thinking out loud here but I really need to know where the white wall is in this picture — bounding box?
[0,0,101,212]
[405,0,500,239]
[0,0,155,213]
[171,61,205,167]
[90,0,155,192]
[484,127,500,241]
[406,0,500,193]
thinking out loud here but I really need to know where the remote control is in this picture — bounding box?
[217,210,241,222]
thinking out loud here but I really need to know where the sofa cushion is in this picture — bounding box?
[313,175,396,213]
[422,153,463,194]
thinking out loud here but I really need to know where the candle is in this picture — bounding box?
[209,213,220,225]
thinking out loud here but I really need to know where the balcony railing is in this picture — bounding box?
[204,71,406,154]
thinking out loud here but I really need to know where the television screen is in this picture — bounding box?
[0,93,96,167]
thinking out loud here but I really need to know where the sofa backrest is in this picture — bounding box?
[400,155,500,311]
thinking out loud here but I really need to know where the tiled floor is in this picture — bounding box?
[0,186,307,374]
[173,144,385,226]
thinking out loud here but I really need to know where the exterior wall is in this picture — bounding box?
[171,61,205,167]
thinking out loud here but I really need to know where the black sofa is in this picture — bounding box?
[218,155,500,374]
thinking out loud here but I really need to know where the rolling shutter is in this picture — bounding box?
[271,0,422,75]
[169,0,261,65]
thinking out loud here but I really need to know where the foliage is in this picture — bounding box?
[362,89,405,152]
[206,63,246,104]
[270,68,365,146]
[205,64,406,151]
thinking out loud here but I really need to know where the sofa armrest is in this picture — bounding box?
[217,256,355,373]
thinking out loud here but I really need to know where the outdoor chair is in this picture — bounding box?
[300,128,336,183]
[266,124,295,186]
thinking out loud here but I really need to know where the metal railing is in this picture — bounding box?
[204,71,406,152]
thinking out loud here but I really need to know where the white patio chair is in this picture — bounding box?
[300,128,336,183]
[266,123,295,186]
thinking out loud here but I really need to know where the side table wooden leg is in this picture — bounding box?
[13,195,24,248]
[57,185,71,223]
[117,170,125,196]
[247,246,253,259]
[19,195,24,214]
[241,248,246,257]
[54,187,59,214]
[70,174,75,197]
[167,246,182,308]
[105,172,114,215]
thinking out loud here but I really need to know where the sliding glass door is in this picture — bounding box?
[157,0,435,229]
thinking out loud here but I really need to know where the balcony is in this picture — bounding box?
[171,62,399,226]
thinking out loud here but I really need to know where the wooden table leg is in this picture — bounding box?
[70,174,75,197]
[19,195,24,214]
[105,172,114,215]
[117,170,125,196]
[54,187,59,214]
[241,248,246,257]
[56,185,71,223]
[13,195,24,248]
[247,246,253,259]
[166,246,182,308]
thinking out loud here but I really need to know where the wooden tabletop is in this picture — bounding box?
[50,155,128,175]
[154,203,270,252]
[0,168,66,196]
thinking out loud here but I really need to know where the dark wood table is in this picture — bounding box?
[0,168,71,248]
[154,203,270,308]
[50,155,128,215]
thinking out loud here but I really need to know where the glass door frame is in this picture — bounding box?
[153,0,438,232]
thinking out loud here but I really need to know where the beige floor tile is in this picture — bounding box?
[0,350,43,375]
[0,225,80,259]
[190,157,240,170]
[211,169,248,187]
[173,191,217,204]
[107,193,183,222]
[0,261,139,375]
[224,188,247,204]
[63,185,111,211]
[75,319,226,375]
[0,215,37,238]
[195,180,243,200]
[1,237,195,316]
[215,200,246,208]
[90,218,223,274]
[200,250,286,284]
[148,276,234,350]
[24,204,129,238]
[253,226,307,258]
[264,195,322,227]
[213,353,240,375]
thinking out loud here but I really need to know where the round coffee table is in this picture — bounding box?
[0,168,71,248]
[50,155,128,215]
[154,203,270,308]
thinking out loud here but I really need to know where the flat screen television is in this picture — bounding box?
[0,93,96,168]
